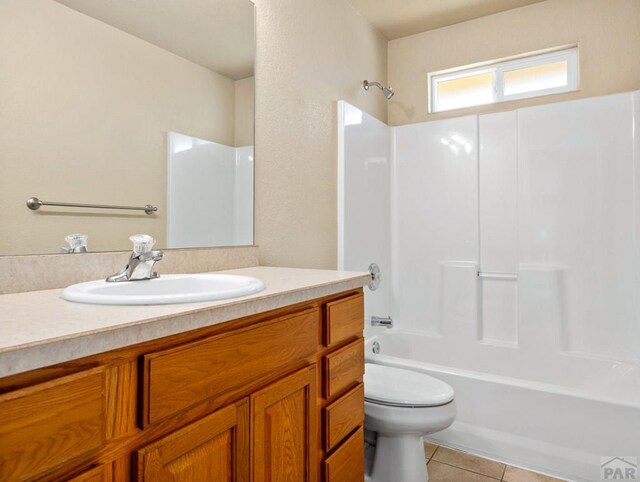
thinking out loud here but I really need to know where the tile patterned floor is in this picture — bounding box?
[424,442,567,482]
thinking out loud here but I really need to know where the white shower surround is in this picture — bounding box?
[167,132,254,248]
[337,91,640,481]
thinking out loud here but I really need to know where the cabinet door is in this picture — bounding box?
[137,398,249,482]
[251,366,317,482]
[66,464,112,482]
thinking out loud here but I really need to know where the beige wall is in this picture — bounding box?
[9,0,635,271]
[235,77,255,147]
[254,0,388,269]
[0,0,238,255]
[388,0,640,125]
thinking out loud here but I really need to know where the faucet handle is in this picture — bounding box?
[129,234,155,255]
[60,233,88,253]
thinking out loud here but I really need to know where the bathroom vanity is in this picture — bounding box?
[0,267,368,481]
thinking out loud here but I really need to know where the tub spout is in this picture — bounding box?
[371,316,393,328]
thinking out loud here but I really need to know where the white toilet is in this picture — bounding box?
[364,363,456,482]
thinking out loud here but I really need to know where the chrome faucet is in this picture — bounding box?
[371,316,393,328]
[60,233,89,253]
[106,234,163,282]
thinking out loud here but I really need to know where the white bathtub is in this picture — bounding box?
[365,332,640,482]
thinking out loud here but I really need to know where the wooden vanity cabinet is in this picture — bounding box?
[136,398,250,481]
[320,293,366,482]
[0,289,364,482]
[252,366,317,482]
[66,464,113,482]
[0,367,106,481]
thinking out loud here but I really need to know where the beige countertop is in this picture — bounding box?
[0,266,370,377]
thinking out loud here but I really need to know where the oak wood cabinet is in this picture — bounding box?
[0,367,106,481]
[0,289,364,482]
[66,464,113,482]
[136,398,250,482]
[252,366,317,482]
[320,293,365,482]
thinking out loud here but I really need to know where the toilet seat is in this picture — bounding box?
[364,363,454,407]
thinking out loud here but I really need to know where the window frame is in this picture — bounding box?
[429,47,579,113]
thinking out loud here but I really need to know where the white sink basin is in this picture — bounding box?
[62,273,265,305]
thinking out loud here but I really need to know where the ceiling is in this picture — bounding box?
[346,0,547,40]
[54,0,255,80]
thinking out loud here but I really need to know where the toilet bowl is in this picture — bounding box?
[364,363,456,482]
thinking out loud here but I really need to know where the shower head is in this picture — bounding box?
[363,80,394,100]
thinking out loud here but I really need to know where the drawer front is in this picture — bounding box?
[323,293,363,347]
[322,426,364,482]
[323,338,364,400]
[0,367,106,481]
[323,383,364,451]
[144,308,319,425]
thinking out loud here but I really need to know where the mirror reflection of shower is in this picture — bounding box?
[363,80,394,99]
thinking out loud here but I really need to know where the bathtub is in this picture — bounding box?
[365,331,640,482]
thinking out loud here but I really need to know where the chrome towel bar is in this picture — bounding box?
[26,197,157,215]
[478,271,518,280]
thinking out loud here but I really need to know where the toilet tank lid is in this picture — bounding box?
[364,363,454,407]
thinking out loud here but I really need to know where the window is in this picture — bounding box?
[429,47,578,113]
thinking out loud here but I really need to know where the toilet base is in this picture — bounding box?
[369,433,429,482]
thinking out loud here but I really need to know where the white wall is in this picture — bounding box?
[167,133,253,248]
[337,101,392,328]
[478,112,519,345]
[342,90,640,366]
[391,91,640,363]
[234,146,255,246]
[392,117,479,336]
[517,92,640,362]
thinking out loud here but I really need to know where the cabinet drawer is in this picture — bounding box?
[323,383,364,451]
[0,367,106,481]
[322,426,364,482]
[143,308,319,425]
[323,293,363,347]
[323,338,364,400]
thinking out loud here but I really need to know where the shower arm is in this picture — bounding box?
[363,80,394,99]
[364,80,384,90]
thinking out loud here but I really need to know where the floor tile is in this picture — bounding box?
[427,460,500,482]
[503,465,566,482]
[424,442,438,459]
[432,446,505,479]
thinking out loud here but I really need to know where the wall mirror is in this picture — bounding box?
[0,0,255,255]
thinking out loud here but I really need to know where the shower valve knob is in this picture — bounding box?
[368,263,381,291]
